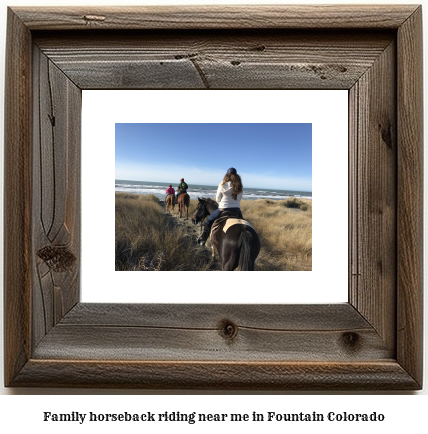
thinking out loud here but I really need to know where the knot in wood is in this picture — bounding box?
[83,15,106,23]
[37,245,76,272]
[47,113,55,126]
[219,320,238,340]
[341,332,361,350]
[378,122,393,149]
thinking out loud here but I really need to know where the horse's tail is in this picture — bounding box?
[237,226,259,271]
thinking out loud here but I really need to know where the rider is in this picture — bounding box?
[165,184,175,203]
[197,167,244,245]
[176,178,188,204]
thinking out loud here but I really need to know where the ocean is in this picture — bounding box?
[115,180,312,201]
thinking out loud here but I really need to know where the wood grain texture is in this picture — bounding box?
[34,31,393,90]
[3,8,32,388]
[4,6,423,390]
[12,361,419,390]
[349,40,396,350]
[32,304,391,362]
[60,303,370,329]
[32,47,81,348]
[11,5,420,30]
[396,6,423,387]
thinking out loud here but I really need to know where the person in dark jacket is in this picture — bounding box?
[176,178,188,204]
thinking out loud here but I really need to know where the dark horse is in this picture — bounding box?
[192,198,260,271]
[177,193,190,219]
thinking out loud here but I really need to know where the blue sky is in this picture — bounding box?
[115,123,312,191]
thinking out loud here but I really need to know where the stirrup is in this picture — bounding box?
[197,232,208,245]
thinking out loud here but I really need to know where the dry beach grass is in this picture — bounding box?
[115,193,214,271]
[115,192,312,271]
[240,198,312,271]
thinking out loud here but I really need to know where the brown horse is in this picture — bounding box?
[166,194,175,213]
[177,193,190,219]
[192,198,260,270]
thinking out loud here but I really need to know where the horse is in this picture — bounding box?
[166,193,175,213]
[192,197,260,271]
[177,193,190,219]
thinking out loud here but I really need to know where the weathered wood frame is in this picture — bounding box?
[4,5,423,389]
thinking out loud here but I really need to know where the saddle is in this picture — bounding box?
[211,210,255,236]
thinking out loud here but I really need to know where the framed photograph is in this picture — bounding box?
[82,89,348,304]
[112,121,313,273]
[4,5,423,389]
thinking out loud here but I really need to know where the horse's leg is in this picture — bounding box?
[211,232,220,264]
[222,253,239,271]
[219,250,237,270]
[223,262,235,271]
[215,231,233,270]
[222,226,242,271]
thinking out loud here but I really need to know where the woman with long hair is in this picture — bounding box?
[197,167,244,245]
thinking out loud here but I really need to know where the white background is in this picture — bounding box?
[0,0,427,430]
[82,89,348,304]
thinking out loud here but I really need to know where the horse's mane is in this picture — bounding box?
[198,197,219,209]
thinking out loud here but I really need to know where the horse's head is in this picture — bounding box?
[192,197,210,225]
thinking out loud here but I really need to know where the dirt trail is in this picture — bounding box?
[158,200,209,248]
[159,200,219,269]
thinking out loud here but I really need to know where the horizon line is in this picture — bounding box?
[115,178,312,194]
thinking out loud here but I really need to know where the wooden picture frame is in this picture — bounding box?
[4,5,423,389]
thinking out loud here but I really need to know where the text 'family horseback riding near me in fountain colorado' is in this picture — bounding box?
[43,410,385,424]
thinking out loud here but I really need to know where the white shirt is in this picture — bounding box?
[216,181,243,209]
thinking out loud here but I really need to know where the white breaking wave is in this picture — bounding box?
[115,185,311,201]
